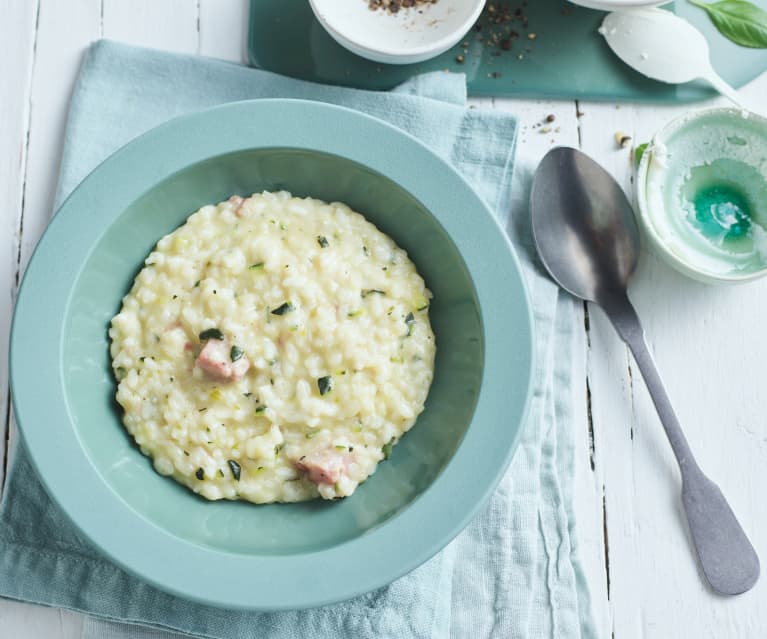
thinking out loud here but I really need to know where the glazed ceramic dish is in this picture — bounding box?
[637,107,767,284]
[10,99,534,610]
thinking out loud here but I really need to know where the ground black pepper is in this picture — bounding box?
[367,0,439,14]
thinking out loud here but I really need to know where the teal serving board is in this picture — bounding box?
[248,0,767,102]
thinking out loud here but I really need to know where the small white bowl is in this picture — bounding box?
[308,0,486,65]
[636,107,767,284]
[568,0,669,10]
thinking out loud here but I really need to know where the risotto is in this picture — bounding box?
[109,191,436,502]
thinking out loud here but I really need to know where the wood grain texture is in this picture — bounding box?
[0,0,38,496]
[102,0,198,53]
[579,97,767,639]
[2,0,767,637]
[198,0,249,62]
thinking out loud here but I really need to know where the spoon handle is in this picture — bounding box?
[703,67,750,113]
[605,295,760,595]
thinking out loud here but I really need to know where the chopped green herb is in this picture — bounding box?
[389,356,404,364]
[382,437,396,460]
[172,295,178,300]
[255,406,267,414]
[317,235,329,248]
[271,301,294,315]
[318,376,333,396]
[194,280,201,287]
[362,245,369,256]
[227,459,242,481]
[362,289,386,298]
[218,469,225,478]
[280,223,287,231]
[198,407,208,413]
[230,345,244,362]
[183,450,190,456]
[347,309,363,318]
[306,430,319,439]
[274,443,284,458]
[416,303,430,312]
[335,445,347,451]
[195,468,205,480]
[243,392,253,398]
[404,312,415,336]
[115,366,127,380]
[199,327,224,341]
[249,262,264,270]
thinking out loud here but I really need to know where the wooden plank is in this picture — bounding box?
[0,600,81,639]
[0,0,101,636]
[199,0,250,62]
[102,0,199,53]
[578,87,767,638]
[16,0,102,278]
[0,0,38,495]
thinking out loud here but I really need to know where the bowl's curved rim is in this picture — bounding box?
[307,0,486,60]
[10,98,534,611]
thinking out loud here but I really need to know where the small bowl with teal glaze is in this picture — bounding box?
[637,107,767,284]
[10,99,533,610]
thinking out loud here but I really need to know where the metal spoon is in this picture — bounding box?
[600,8,750,111]
[531,146,760,596]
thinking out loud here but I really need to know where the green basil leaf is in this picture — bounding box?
[634,142,649,166]
[689,0,767,48]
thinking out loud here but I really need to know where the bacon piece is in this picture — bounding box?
[294,448,352,485]
[195,338,250,382]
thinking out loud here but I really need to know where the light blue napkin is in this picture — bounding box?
[0,40,596,639]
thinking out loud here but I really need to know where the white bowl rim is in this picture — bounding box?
[308,0,486,59]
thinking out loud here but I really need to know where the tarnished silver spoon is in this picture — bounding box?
[530,146,759,595]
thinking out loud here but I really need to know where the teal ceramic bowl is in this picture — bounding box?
[11,99,533,610]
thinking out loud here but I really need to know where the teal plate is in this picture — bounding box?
[10,100,534,610]
[248,0,767,101]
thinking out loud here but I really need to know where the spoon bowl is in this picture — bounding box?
[601,8,750,111]
[531,147,640,305]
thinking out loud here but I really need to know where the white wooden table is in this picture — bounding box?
[2,1,767,637]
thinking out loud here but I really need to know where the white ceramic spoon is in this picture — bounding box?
[600,8,750,111]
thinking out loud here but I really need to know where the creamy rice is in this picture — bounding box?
[109,191,435,502]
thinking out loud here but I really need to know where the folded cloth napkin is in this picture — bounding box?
[0,40,597,639]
